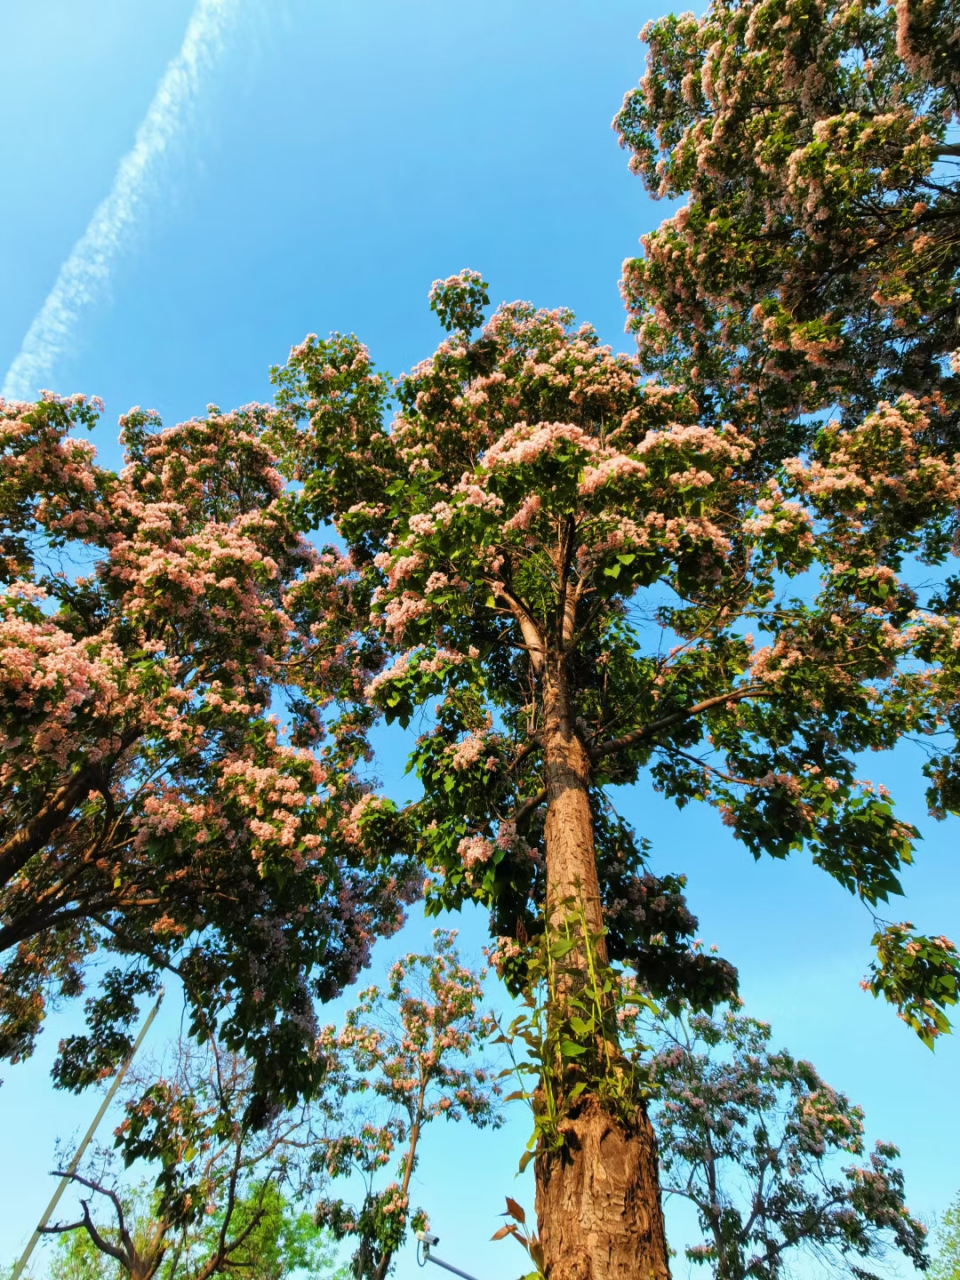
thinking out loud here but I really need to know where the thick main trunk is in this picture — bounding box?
[536,1097,669,1280]
[538,686,669,1280]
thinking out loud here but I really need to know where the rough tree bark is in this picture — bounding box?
[536,1098,669,1280]
[535,678,670,1280]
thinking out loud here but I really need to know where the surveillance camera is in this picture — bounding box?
[416,1231,440,1248]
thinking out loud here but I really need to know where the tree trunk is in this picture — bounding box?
[536,1097,669,1280]
[543,708,606,958]
[537,682,670,1280]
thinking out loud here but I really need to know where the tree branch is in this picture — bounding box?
[489,573,546,673]
[556,515,577,650]
[0,728,140,891]
[510,789,547,828]
[507,736,543,774]
[589,686,768,762]
[42,1187,130,1272]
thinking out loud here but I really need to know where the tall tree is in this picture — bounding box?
[270,269,959,1279]
[0,393,418,1106]
[639,1004,927,1280]
[313,929,501,1279]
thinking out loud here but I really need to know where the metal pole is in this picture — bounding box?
[10,988,164,1280]
[422,1249,484,1280]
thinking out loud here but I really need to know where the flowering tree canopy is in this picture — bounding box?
[313,929,500,1280]
[641,1006,928,1280]
[613,0,960,1047]
[614,0,960,430]
[273,273,958,1046]
[0,392,419,1106]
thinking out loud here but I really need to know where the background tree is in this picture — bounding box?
[13,937,495,1280]
[28,1181,344,1280]
[0,392,418,1106]
[37,1036,336,1280]
[192,1181,346,1280]
[270,266,959,1279]
[312,929,501,1280]
[212,1183,349,1280]
[635,1003,928,1280]
[931,1193,960,1280]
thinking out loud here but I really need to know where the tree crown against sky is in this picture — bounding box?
[614,0,960,435]
[15,933,495,1280]
[271,270,958,1044]
[637,1004,928,1280]
[611,0,960,1039]
[33,1033,337,1280]
[0,391,419,1106]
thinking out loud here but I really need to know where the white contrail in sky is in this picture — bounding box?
[2,0,244,402]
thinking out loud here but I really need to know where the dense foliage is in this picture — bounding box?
[0,393,418,1104]
[612,0,960,1043]
[931,1191,960,1280]
[614,0,960,430]
[6,0,960,1267]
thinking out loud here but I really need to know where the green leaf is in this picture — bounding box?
[548,937,579,959]
[559,1039,588,1057]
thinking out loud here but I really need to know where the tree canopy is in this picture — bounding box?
[313,929,501,1279]
[0,392,418,1106]
[614,0,960,431]
[5,0,960,1269]
[931,1191,960,1280]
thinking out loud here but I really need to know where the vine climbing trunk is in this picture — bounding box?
[536,679,670,1280]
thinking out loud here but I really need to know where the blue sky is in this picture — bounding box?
[1,3,958,1278]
